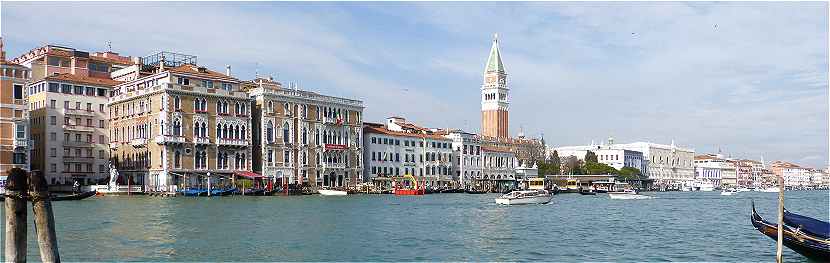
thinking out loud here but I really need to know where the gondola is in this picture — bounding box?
[241,188,265,196]
[1,190,97,201]
[750,201,830,260]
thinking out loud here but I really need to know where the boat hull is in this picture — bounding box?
[318,189,348,196]
[608,193,652,200]
[394,189,424,195]
[751,202,830,260]
[495,195,552,205]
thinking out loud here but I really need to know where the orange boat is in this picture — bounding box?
[394,174,425,196]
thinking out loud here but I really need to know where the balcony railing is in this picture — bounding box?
[62,108,96,116]
[62,125,95,132]
[217,138,248,147]
[194,137,211,145]
[131,138,148,148]
[62,156,95,162]
[321,163,346,169]
[154,135,186,144]
[13,138,28,148]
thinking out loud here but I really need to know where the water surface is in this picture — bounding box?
[2,191,827,262]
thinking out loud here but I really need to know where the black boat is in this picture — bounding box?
[579,189,596,195]
[241,188,266,196]
[750,201,830,260]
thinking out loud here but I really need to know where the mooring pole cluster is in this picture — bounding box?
[3,168,61,263]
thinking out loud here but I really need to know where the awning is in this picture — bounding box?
[235,171,263,179]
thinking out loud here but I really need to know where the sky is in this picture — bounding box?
[1,2,827,168]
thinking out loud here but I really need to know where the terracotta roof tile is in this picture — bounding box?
[364,125,451,141]
[41,73,122,87]
[167,64,239,82]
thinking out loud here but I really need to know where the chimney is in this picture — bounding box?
[225,65,231,76]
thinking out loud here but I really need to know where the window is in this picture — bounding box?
[266,121,274,143]
[203,80,214,89]
[13,84,23,99]
[282,123,290,143]
[99,120,105,128]
[50,148,56,157]
[85,87,95,96]
[48,83,59,92]
[283,103,290,115]
[284,150,290,163]
[89,62,108,72]
[97,88,106,97]
[173,96,181,110]
[50,132,56,141]
[174,151,181,168]
[15,124,25,139]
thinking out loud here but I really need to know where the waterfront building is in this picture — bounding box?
[0,39,31,175]
[480,34,509,139]
[446,130,482,187]
[551,140,646,174]
[11,44,137,81]
[479,136,518,190]
[693,154,738,187]
[771,161,812,187]
[28,74,117,186]
[108,53,251,192]
[363,117,453,187]
[247,77,363,188]
[734,159,763,187]
[613,141,695,188]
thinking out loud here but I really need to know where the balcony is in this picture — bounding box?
[131,138,148,148]
[217,138,248,147]
[321,163,346,169]
[62,108,95,117]
[109,142,121,149]
[62,156,95,162]
[155,135,186,145]
[63,125,95,132]
[323,117,344,125]
[194,137,211,145]
[13,138,28,148]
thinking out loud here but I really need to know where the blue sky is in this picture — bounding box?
[2,2,827,167]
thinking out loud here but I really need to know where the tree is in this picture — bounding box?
[585,150,598,164]
[618,167,642,181]
[561,156,583,175]
[550,150,561,175]
[584,162,618,175]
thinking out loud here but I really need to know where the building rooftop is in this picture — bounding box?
[38,73,122,87]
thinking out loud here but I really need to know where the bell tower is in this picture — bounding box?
[481,34,509,138]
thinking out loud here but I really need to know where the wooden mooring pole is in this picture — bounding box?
[776,174,784,263]
[4,168,28,262]
[29,171,61,263]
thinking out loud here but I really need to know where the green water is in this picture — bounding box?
[2,191,827,261]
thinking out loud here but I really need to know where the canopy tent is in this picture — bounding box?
[235,171,264,179]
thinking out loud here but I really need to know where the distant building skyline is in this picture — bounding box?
[2,2,827,167]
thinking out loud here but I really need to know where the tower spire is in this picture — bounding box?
[484,33,505,73]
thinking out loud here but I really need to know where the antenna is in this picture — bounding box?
[106,41,112,52]
[255,62,259,79]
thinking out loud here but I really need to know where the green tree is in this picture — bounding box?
[584,162,618,175]
[585,150,598,164]
[550,150,561,175]
[617,167,642,180]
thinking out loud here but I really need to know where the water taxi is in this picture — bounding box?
[608,182,652,200]
[394,174,425,196]
[495,190,552,205]
[318,188,348,196]
[720,188,738,196]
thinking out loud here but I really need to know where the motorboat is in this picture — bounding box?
[698,181,715,192]
[495,190,552,205]
[721,188,738,196]
[560,179,581,193]
[608,189,652,200]
[318,189,348,196]
[758,186,781,193]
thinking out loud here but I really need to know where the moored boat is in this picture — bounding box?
[758,187,781,193]
[720,188,737,196]
[579,188,596,195]
[318,189,348,196]
[51,190,97,201]
[495,190,552,205]
[608,189,652,200]
[750,201,830,260]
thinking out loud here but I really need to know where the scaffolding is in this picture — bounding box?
[141,51,197,72]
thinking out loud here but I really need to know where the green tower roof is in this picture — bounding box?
[484,33,505,73]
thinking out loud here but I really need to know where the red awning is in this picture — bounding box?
[235,171,263,179]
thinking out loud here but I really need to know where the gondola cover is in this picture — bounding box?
[784,209,830,240]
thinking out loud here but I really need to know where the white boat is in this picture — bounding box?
[736,187,751,192]
[318,189,348,196]
[721,188,737,196]
[495,190,552,205]
[608,189,652,200]
[698,182,715,192]
[758,187,780,193]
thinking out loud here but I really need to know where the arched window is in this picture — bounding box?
[200,122,207,137]
[234,125,240,140]
[193,121,200,137]
[302,127,307,145]
[283,103,289,115]
[266,121,274,143]
[216,101,222,114]
[241,125,246,140]
[174,150,181,168]
[268,101,273,113]
[173,96,180,110]
[222,124,229,139]
[216,123,222,139]
[173,119,181,136]
[282,122,290,143]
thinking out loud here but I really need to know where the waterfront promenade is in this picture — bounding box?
[2,191,826,262]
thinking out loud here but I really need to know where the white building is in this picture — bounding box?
[694,154,737,187]
[614,141,695,187]
[362,117,454,187]
[552,139,646,175]
[782,166,812,187]
[446,130,482,187]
